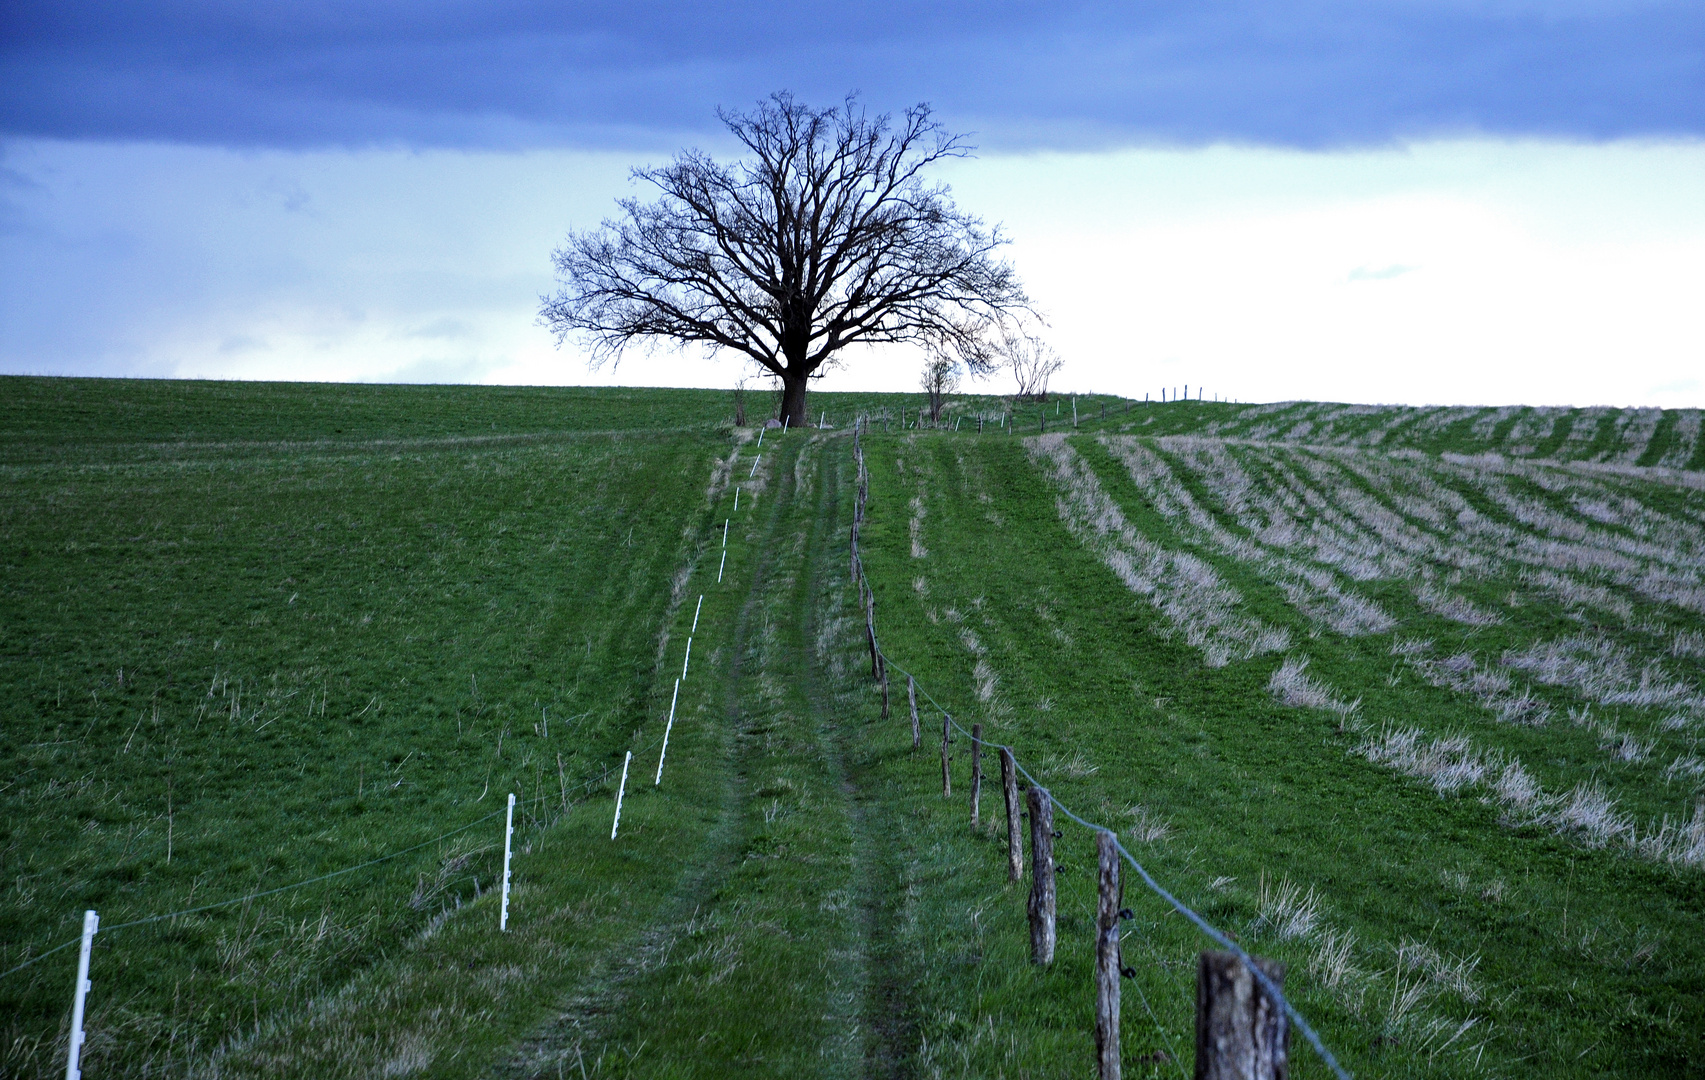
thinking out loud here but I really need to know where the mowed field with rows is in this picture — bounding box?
[2,377,1702,1078]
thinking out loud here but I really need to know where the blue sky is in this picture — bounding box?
[3,1,1702,404]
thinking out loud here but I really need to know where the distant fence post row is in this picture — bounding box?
[848,415,1316,1080]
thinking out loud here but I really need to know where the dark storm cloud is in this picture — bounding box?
[1,1,1700,149]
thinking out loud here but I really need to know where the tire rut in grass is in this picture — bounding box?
[732,431,924,1077]
[672,433,869,1076]
[508,435,926,1077]
[795,437,920,1078]
[487,444,804,1079]
[488,436,853,1076]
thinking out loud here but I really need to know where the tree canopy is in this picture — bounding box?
[539,92,1030,425]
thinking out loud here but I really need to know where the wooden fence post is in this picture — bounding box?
[940,714,952,797]
[969,723,983,827]
[907,676,921,750]
[1027,786,1056,964]
[865,595,880,678]
[1001,748,1022,881]
[1095,830,1122,1080]
[880,659,890,721]
[1196,952,1289,1080]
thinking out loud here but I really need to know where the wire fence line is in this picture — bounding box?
[1,736,658,986]
[848,415,1353,1080]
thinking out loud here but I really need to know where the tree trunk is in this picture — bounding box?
[780,371,809,428]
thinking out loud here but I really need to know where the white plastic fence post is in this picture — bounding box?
[681,637,692,681]
[722,519,729,549]
[655,679,681,785]
[718,551,727,582]
[691,594,704,633]
[500,793,514,931]
[749,455,761,478]
[64,909,97,1080]
[611,751,632,839]
[757,427,764,448]
[734,488,740,511]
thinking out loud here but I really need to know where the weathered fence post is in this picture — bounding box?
[907,675,921,750]
[871,587,888,721]
[1027,786,1056,963]
[1095,830,1122,1080]
[850,524,860,581]
[940,714,952,797]
[969,723,983,827]
[1196,952,1289,1080]
[1001,747,1022,881]
[865,594,880,678]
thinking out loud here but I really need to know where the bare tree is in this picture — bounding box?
[921,353,962,423]
[732,376,749,427]
[538,92,1029,426]
[998,325,1064,401]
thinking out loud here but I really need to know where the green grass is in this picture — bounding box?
[852,431,1704,1077]
[0,380,735,1074]
[2,376,1702,1078]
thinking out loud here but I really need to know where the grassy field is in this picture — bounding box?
[2,377,1701,1078]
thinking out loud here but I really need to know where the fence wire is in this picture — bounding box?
[850,415,1353,1080]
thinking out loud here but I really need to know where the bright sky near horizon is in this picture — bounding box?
[3,2,1701,407]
